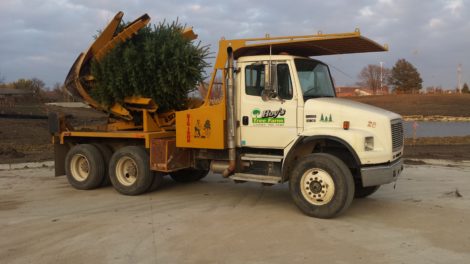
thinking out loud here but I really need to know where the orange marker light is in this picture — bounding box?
[343,121,350,130]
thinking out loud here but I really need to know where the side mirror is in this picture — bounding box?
[262,63,278,101]
[261,89,277,101]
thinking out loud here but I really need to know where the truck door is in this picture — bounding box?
[240,61,298,148]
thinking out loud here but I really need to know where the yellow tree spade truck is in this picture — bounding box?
[50,12,404,218]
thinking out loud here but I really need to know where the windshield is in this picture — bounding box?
[295,59,335,100]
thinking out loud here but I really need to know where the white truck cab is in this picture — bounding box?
[234,54,404,218]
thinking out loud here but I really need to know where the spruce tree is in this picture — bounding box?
[90,20,209,112]
[389,59,423,94]
[462,83,469,93]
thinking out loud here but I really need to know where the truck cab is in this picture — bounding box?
[236,55,403,172]
[229,54,404,218]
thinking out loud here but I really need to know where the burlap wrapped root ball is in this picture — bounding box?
[90,20,209,112]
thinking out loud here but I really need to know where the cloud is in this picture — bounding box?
[0,0,469,89]
[378,0,394,4]
[359,6,374,18]
[188,4,202,12]
[428,18,444,29]
[445,0,463,16]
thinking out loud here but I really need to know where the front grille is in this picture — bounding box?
[391,119,404,151]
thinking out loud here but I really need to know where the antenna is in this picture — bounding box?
[380,61,384,95]
[457,63,462,94]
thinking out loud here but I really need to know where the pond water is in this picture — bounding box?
[404,121,470,138]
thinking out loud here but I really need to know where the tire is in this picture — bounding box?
[289,153,355,219]
[92,143,113,186]
[65,144,105,190]
[109,146,153,195]
[354,184,380,198]
[147,172,165,192]
[169,169,209,183]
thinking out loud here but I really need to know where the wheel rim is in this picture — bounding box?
[300,168,335,206]
[70,154,90,182]
[115,157,138,186]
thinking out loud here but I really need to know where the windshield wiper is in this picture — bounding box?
[303,95,334,100]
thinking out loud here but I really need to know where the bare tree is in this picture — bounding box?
[31,78,46,95]
[51,82,73,101]
[357,64,391,95]
[0,71,5,84]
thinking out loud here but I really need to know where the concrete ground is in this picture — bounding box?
[1,163,469,264]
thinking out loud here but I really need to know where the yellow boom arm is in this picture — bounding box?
[64,11,197,121]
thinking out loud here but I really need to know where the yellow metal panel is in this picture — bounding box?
[106,120,142,131]
[181,27,197,40]
[61,131,175,149]
[158,111,176,127]
[143,110,160,132]
[95,14,151,60]
[124,96,154,106]
[88,12,124,60]
[109,103,131,118]
[176,102,226,149]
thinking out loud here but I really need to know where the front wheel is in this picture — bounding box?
[289,153,354,219]
[354,184,380,198]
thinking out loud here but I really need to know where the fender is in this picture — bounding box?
[281,135,362,182]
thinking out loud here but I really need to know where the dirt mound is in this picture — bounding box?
[349,94,470,117]
[0,146,26,159]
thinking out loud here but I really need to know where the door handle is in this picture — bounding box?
[242,116,249,125]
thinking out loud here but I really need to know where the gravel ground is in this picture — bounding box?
[1,164,469,264]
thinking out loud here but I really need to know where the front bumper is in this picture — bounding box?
[360,158,403,187]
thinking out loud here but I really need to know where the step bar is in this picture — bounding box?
[240,153,283,162]
[229,173,282,184]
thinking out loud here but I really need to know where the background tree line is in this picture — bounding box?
[357,59,470,94]
[0,72,72,102]
[357,58,423,94]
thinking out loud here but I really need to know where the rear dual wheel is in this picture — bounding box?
[92,143,113,186]
[109,146,163,195]
[65,144,105,190]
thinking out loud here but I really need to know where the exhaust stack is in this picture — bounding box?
[223,47,236,177]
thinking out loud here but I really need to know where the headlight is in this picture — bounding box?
[364,136,374,151]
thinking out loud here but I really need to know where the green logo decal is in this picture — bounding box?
[319,113,333,122]
[252,108,261,117]
[252,108,286,125]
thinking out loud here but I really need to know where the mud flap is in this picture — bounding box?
[53,138,69,177]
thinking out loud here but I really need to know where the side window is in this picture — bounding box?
[277,64,293,100]
[245,62,293,100]
[245,64,265,96]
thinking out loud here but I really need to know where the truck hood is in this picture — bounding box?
[302,97,403,165]
[300,98,402,164]
[303,97,401,124]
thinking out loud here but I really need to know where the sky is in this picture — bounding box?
[0,0,469,90]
